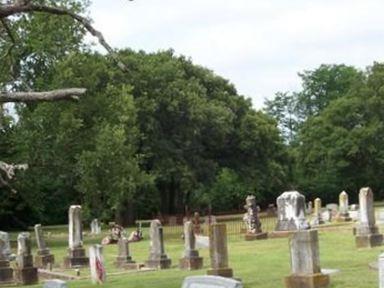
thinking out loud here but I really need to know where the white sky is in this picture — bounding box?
[89,0,384,108]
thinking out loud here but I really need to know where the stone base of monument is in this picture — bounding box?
[14,267,38,285]
[269,230,296,238]
[179,256,203,270]
[244,232,268,241]
[63,248,89,268]
[207,267,233,278]
[284,273,330,288]
[0,261,13,284]
[145,257,171,269]
[355,233,383,248]
[115,256,137,270]
[35,252,55,269]
[335,214,352,222]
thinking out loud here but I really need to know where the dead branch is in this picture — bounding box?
[0,88,87,102]
[0,1,127,71]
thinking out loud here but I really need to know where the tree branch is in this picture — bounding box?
[0,161,28,193]
[0,2,127,71]
[0,88,87,103]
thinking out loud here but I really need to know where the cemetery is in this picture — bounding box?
[2,1,384,288]
[0,191,383,287]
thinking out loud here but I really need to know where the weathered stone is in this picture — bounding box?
[207,223,233,278]
[192,212,202,235]
[243,195,267,241]
[336,191,352,222]
[275,191,310,232]
[355,187,383,248]
[90,219,101,235]
[179,221,203,270]
[89,245,106,284]
[379,253,384,288]
[284,230,330,288]
[43,279,68,288]
[0,231,13,284]
[182,275,243,288]
[63,205,89,268]
[115,237,136,269]
[307,201,313,215]
[34,224,55,269]
[14,232,38,285]
[145,219,171,269]
[311,198,324,226]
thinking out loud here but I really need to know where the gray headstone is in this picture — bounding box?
[35,224,49,252]
[0,231,12,260]
[357,187,376,235]
[275,191,310,231]
[182,275,243,288]
[68,205,83,249]
[43,279,68,288]
[90,219,101,235]
[148,219,167,260]
[183,221,198,258]
[243,195,262,234]
[325,203,338,213]
[17,232,31,256]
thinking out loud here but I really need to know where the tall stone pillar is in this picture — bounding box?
[311,198,324,226]
[285,230,330,288]
[355,187,383,248]
[336,191,351,222]
[207,223,233,278]
[64,205,89,268]
[115,237,136,269]
[0,232,13,284]
[243,195,267,240]
[34,224,55,269]
[379,253,384,288]
[14,232,38,285]
[145,219,171,269]
[179,221,203,270]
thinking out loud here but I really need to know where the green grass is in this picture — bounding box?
[8,221,384,288]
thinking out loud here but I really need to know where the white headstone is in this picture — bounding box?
[182,275,243,288]
[0,231,12,260]
[89,244,106,284]
[43,279,68,288]
[68,205,83,249]
[90,219,101,235]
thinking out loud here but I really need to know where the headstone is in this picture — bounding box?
[355,187,383,248]
[377,211,384,224]
[275,191,310,232]
[325,203,338,214]
[336,191,352,222]
[204,215,217,226]
[34,224,55,269]
[0,232,13,284]
[145,219,171,269]
[380,253,384,288]
[311,198,324,226]
[90,219,101,235]
[63,205,89,268]
[114,237,136,269]
[43,279,68,288]
[207,223,233,278]
[179,221,203,270]
[284,230,330,288]
[192,212,202,235]
[307,201,313,215]
[89,245,106,284]
[350,204,359,211]
[182,275,243,288]
[321,209,332,222]
[267,203,277,216]
[243,195,267,240]
[14,232,38,285]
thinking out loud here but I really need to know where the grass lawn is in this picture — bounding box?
[8,221,382,288]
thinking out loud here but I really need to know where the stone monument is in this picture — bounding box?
[179,221,203,270]
[115,237,136,269]
[89,244,106,284]
[64,205,89,268]
[207,223,233,278]
[90,219,101,235]
[145,219,171,269]
[311,198,324,226]
[243,195,267,240]
[182,275,243,288]
[355,187,383,248]
[284,230,330,288]
[0,232,13,284]
[379,253,384,288]
[336,191,352,222]
[14,232,38,285]
[274,191,310,234]
[307,201,313,215]
[34,224,55,269]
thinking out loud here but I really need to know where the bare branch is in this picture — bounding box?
[0,88,87,103]
[0,2,127,71]
[0,161,28,193]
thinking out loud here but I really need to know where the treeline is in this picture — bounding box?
[1,0,384,229]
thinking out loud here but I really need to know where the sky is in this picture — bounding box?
[89,0,384,108]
